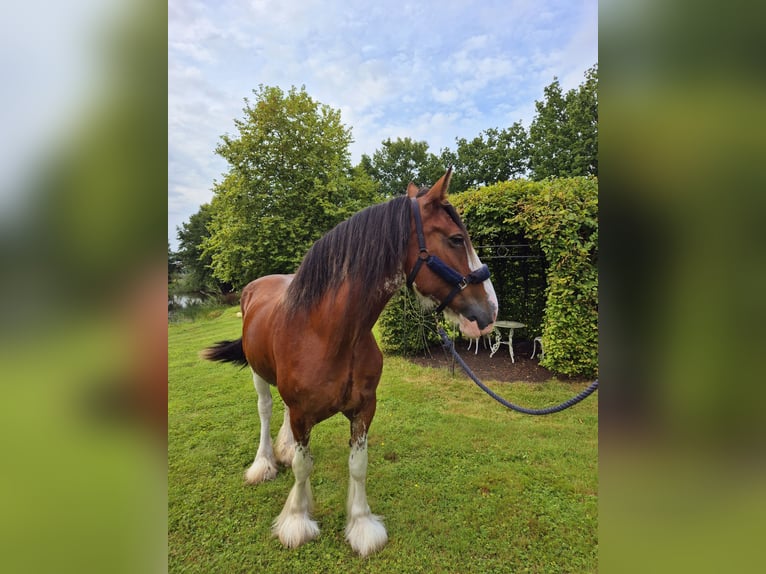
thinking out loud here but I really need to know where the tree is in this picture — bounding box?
[359,137,446,198]
[202,85,378,287]
[174,203,231,295]
[168,241,179,280]
[448,123,530,190]
[528,65,598,180]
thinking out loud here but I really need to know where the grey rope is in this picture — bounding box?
[437,327,598,415]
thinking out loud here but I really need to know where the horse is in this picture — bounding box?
[202,168,498,556]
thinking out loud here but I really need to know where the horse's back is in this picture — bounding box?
[241,274,293,315]
[240,274,294,384]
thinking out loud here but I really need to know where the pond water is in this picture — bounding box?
[169,293,204,309]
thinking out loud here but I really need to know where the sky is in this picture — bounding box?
[168,0,597,249]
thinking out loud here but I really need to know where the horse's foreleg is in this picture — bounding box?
[345,412,388,557]
[272,415,319,548]
[244,372,278,484]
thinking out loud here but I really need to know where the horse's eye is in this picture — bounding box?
[449,235,465,247]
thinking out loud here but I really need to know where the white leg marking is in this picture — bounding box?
[345,436,388,557]
[274,405,296,466]
[272,444,320,548]
[244,372,278,484]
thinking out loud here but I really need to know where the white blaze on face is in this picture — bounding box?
[465,243,498,320]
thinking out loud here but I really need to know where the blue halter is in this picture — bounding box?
[406,197,491,313]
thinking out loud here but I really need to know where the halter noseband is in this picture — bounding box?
[406,197,491,313]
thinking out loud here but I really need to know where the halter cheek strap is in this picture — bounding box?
[407,198,491,313]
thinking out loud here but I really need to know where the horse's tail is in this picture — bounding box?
[200,338,248,367]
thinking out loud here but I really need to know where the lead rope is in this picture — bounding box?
[437,327,598,415]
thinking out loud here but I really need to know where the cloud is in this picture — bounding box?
[431,88,460,104]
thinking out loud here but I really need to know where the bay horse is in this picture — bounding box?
[202,168,498,556]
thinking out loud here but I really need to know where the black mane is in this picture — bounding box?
[284,195,411,313]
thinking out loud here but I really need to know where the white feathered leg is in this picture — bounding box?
[244,372,278,484]
[345,435,388,557]
[272,444,320,548]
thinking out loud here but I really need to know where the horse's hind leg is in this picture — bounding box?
[345,409,388,557]
[244,372,278,484]
[272,413,320,548]
[274,404,296,466]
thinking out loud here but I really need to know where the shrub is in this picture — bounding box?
[378,288,441,355]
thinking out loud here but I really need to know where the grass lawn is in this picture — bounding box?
[169,307,598,573]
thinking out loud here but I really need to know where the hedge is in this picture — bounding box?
[378,177,598,378]
[511,177,598,377]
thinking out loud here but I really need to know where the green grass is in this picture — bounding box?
[169,307,598,573]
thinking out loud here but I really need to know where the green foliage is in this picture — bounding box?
[168,241,180,280]
[174,203,231,295]
[529,65,598,180]
[448,124,530,190]
[450,179,540,237]
[202,85,379,288]
[169,311,598,573]
[359,137,446,198]
[512,177,599,377]
[378,288,441,355]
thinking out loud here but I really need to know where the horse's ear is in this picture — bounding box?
[406,182,419,198]
[425,167,453,203]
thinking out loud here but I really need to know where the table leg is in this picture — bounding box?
[489,329,501,358]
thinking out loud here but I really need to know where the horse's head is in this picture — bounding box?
[405,168,498,339]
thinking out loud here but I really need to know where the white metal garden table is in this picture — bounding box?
[489,320,526,363]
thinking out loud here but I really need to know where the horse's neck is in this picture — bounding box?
[313,274,403,337]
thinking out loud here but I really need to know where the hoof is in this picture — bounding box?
[345,514,388,557]
[244,457,278,484]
